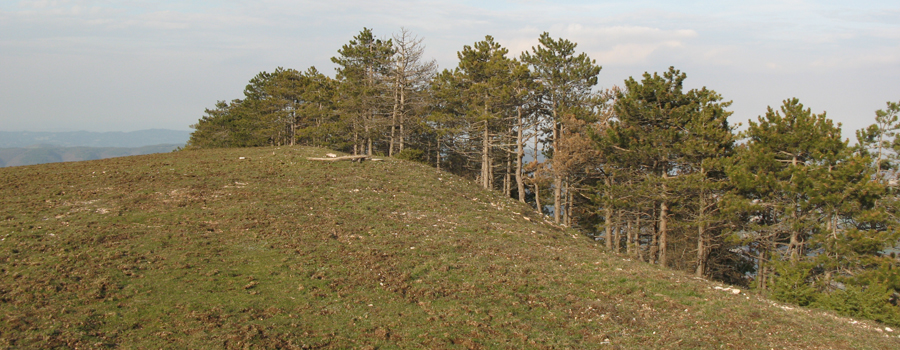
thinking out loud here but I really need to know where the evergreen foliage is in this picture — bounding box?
[431,36,529,190]
[187,68,340,149]
[185,28,900,326]
[814,284,900,326]
[332,27,396,156]
[596,67,735,272]
[521,32,602,224]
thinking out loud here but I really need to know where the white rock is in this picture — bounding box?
[732,289,741,294]
[886,327,894,332]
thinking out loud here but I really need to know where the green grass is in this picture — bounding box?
[1,146,899,349]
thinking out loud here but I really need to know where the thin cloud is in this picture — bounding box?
[526,24,699,65]
[0,1,898,133]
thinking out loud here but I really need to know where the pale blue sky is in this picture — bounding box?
[1,0,898,139]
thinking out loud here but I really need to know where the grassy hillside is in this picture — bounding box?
[1,147,898,349]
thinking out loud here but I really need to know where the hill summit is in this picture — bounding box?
[1,147,897,349]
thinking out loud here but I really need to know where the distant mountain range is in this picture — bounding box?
[0,129,191,148]
[0,144,183,168]
[0,129,191,167]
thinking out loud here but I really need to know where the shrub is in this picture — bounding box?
[770,263,819,307]
[814,283,900,327]
[395,148,426,163]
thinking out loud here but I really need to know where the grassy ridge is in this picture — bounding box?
[1,147,898,349]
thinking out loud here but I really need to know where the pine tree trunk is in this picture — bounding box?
[696,219,706,277]
[613,210,622,253]
[552,115,562,223]
[504,153,511,197]
[551,101,563,224]
[553,176,562,223]
[482,121,491,190]
[398,80,406,153]
[290,120,296,146]
[390,78,399,157]
[364,64,374,157]
[399,121,405,153]
[605,205,613,250]
[758,246,767,290]
[650,206,659,264]
[562,181,570,225]
[790,209,800,263]
[516,106,526,203]
[364,116,372,156]
[605,177,613,250]
[658,175,669,267]
[627,216,635,256]
[532,118,542,214]
[659,200,669,267]
[636,214,646,262]
[436,137,441,171]
[488,137,494,189]
[696,186,707,277]
[789,155,801,263]
[566,184,575,227]
[568,187,574,227]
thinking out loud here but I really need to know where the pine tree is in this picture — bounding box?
[727,98,845,288]
[294,67,340,148]
[521,32,602,223]
[432,36,526,190]
[332,28,395,156]
[388,28,437,157]
[678,87,735,276]
[261,67,306,146]
[857,100,900,178]
[598,67,733,268]
[188,69,298,148]
[187,100,241,149]
[602,68,688,266]
[726,99,900,324]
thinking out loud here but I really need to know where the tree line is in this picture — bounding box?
[187,27,900,325]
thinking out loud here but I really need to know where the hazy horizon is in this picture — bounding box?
[0,128,193,133]
[0,129,192,148]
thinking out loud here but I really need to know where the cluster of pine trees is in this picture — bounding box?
[187,28,900,325]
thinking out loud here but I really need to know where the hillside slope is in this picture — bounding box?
[1,147,898,349]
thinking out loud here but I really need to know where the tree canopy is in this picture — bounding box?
[186,28,900,327]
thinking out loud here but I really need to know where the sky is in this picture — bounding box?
[1,0,898,140]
